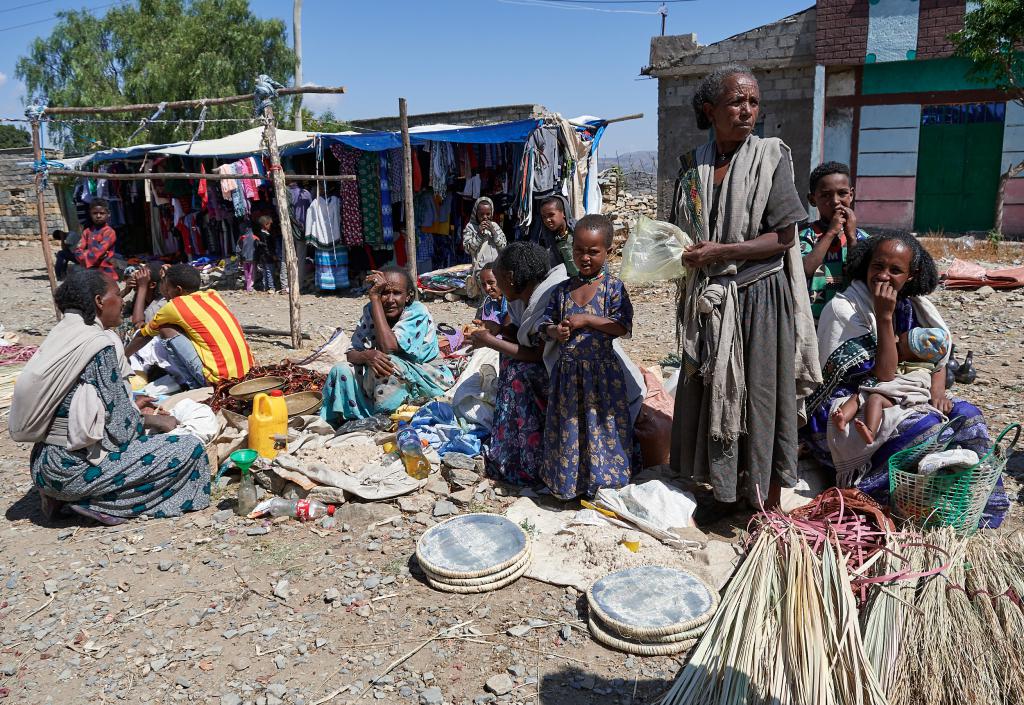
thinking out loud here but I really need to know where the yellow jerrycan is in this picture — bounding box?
[248,390,289,459]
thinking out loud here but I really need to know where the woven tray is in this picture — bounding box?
[587,616,698,656]
[421,549,532,587]
[587,565,719,640]
[416,513,530,580]
[424,555,531,594]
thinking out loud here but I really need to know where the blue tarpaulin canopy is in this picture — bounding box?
[319,119,543,153]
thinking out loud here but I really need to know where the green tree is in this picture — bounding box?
[16,0,294,153]
[0,125,31,149]
[300,108,351,133]
[952,0,1024,233]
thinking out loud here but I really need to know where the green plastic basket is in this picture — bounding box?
[889,420,1019,535]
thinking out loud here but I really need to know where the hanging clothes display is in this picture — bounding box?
[356,151,384,247]
[387,148,404,204]
[305,195,342,247]
[330,144,364,246]
[378,153,395,246]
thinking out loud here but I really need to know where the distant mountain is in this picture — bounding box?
[598,150,657,175]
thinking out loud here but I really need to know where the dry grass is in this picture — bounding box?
[919,235,1023,265]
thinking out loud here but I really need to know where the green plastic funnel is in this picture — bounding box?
[230,449,258,474]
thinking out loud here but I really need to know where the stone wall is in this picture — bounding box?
[0,149,67,241]
[349,104,547,132]
[644,9,817,218]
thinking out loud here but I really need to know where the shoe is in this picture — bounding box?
[68,504,127,526]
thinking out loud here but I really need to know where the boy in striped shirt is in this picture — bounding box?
[126,264,253,388]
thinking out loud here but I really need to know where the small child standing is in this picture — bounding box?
[73,199,118,281]
[256,215,276,293]
[463,197,507,300]
[476,262,508,329]
[832,327,950,444]
[238,224,258,292]
[538,195,579,278]
[800,161,869,322]
[539,214,635,499]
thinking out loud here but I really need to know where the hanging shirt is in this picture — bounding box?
[74,225,118,281]
[305,195,342,247]
[139,290,253,383]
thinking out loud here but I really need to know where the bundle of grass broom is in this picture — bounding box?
[658,490,1024,705]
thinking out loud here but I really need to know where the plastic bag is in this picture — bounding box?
[619,216,693,284]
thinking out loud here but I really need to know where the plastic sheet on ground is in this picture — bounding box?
[449,347,499,430]
[504,496,740,592]
[410,400,485,456]
[593,480,698,548]
[943,257,1024,290]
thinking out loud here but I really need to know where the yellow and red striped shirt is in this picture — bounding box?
[140,290,253,383]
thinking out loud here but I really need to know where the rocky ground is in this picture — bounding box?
[0,238,1022,705]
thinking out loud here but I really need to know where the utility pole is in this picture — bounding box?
[293,0,303,130]
[659,3,667,35]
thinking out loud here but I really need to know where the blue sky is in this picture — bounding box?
[0,0,811,155]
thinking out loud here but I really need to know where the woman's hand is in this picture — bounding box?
[135,264,152,290]
[565,314,591,332]
[552,320,572,343]
[143,414,178,434]
[682,242,727,268]
[932,394,953,414]
[469,328,495,349]
[366,270,387,299]
[360,349,397,378]
[872,281,898,320]
[134,395,157,412]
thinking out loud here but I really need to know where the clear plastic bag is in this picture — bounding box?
[619,216,693,284]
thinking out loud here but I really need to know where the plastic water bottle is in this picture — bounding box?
[396,422,431,480]
[264,497,335,521]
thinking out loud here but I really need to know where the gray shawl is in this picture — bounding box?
[675,135,820,445]
[8,311,115,443]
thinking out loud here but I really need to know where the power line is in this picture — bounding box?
[532,0,694,3]
[0,0,56,15]
[0,1,123,33]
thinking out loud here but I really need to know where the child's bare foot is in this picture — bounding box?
[831,408,849,432]
[854,419,876,444]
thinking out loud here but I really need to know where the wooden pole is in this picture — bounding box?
[293,0,303,131]
[43,169,354,182]
[261,105,303,350]
[399,98,417,285]
[29,120,60,319]
[38,86,345,116]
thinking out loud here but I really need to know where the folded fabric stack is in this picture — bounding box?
[415,513,532,594]
[587,566,719,655]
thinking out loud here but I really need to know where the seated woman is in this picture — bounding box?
[467,243,551,485]
[8,269,211,525]
[320,265,454,424]
[803,232,1008,527]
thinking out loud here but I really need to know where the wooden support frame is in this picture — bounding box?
[27,84,346,349]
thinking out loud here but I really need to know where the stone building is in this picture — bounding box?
[0,148,68,241]
[645,1,1024,235]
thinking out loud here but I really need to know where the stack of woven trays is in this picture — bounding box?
[587,565,719,655]
[415,513,532,594]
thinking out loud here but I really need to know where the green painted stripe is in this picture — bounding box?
[862,57,1001,95]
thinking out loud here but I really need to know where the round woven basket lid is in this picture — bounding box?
[587,565,718,639]
[421,548,532,587]
[416,513,530,579]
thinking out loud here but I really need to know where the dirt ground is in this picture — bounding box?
[0,239,1022,705]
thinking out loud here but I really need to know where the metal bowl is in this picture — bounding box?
[227,376,287,402]
[284,391,323,417]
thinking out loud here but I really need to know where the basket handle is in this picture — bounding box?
[933,415,967,446]
[993,423,1022,456]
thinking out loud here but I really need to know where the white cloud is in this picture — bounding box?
[299,91,344,115]
[0,72,7,88]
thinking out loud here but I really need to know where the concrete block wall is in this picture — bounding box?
[349,104,546,132]
[0,151,67,241]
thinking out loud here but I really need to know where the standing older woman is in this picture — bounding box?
[8,269,210,525]
[669,65,821,519]
[806,233,1007,527]
[320,265,454,424]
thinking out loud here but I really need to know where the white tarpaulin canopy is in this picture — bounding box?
[152,127,314,158]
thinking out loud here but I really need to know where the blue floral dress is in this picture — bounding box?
[539,275,636,499]
[31,346,211,518]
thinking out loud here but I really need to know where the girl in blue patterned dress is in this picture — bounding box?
[538,215,636,499]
